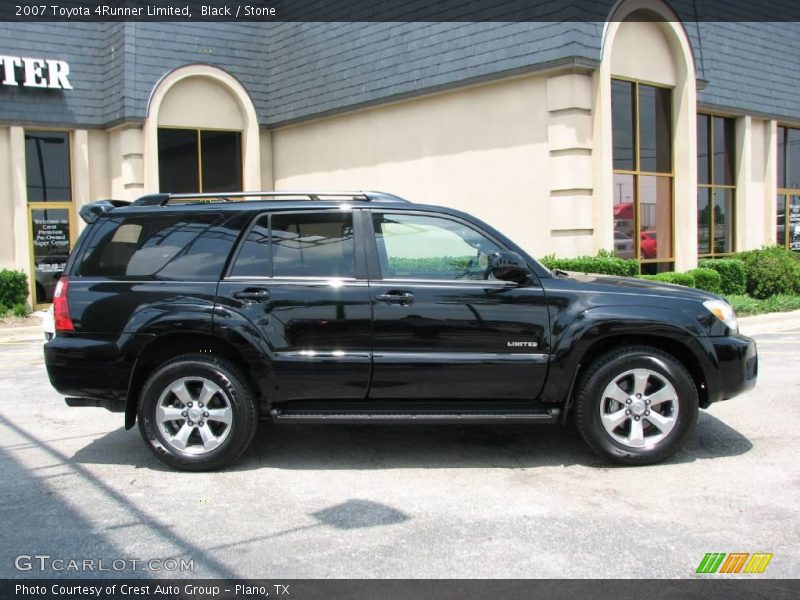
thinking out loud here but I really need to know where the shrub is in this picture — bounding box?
[698,258,746,296]
[638,272,696,287]
[736,246,800,299]
[11,303,30,318]
[727,294,800,316]
[540,254,638,277]
[0,270,28,308]
[687,267,722,294]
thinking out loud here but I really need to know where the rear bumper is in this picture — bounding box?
[44,335,130,402]
[709,334,758,402]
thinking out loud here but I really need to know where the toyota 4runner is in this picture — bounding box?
[44,191,758,470]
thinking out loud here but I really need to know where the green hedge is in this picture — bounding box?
[638,272,696,287]
[540,254,638,277]
[727,294,800,316]
[698,258,746,296]
[735,246,800,299]
[0,269,28,310]
[687,267,722,294]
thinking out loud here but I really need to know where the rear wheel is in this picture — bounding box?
[137,354,258,471]
[575,346,698,465]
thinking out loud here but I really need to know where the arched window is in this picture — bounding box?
[144,65,260,193]
[600,1,697,272]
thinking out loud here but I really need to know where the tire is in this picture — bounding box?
[575,346,698,465]
[137,354,258,471]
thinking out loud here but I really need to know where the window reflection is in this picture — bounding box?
[639,176,672,261]
[698,114,736,256]
[611,80,673,269]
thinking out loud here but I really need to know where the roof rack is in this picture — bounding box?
[131,190,411,207]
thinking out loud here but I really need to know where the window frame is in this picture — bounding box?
[366,209,514,285]
[157,125,244,194]
[777,124,800,251]
[226,209,364,281]
[611,77,675,272]
[697,112,737,258]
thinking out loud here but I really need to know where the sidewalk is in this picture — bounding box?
[737,309,800,336]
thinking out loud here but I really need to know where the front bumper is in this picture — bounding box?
[710,334,758,402]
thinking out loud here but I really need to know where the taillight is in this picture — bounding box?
[53,276,74,332]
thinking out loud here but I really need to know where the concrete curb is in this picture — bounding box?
[0,325,43,342]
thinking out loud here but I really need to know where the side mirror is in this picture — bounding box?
[489,251,531,284]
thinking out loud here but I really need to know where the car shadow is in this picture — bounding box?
[70,411,752,471]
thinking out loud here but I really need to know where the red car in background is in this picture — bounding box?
[640,230,657,259]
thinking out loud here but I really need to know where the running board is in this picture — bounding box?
[269,405,560,424]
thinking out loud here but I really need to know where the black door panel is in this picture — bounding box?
[216,279,372,401]
[217,209,372,402]
[369,281,549,399]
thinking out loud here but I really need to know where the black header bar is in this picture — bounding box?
[1,0,800,22]
[3,579,799,600]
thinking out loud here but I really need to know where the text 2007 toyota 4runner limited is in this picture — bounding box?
[44,191,757,470]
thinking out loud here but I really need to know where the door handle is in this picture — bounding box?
[375,291,415,305]
[232,288,271,302]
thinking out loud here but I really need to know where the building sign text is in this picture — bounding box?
[0,55,72,89]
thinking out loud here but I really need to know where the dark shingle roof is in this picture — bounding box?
[1,16,799,128]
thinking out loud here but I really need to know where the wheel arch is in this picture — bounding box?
[553,332,713,422]
[124,331,266,429]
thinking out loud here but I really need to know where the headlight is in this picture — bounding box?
[703,299,738,332]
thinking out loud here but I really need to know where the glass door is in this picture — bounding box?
[28,203,75,308]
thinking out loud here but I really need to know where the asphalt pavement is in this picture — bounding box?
[0,324,798,579]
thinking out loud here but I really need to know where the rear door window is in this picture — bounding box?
[230,212,355,278]
[79,213,236,280]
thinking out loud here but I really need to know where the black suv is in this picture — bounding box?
[44,191,757,470]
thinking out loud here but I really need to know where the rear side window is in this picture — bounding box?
[231,212,355,278]
[79,213,237,280]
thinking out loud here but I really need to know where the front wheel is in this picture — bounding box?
[575,346,698,465]
[137,354,258,471]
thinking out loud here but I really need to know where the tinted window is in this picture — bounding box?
[25,131,71,201]
[697,187,711,255]
[713,116,735,185]
[158,129,199,193]
[638,175,672,260]
[787,128,800,190]
[778,127,786,189]
[373,213,502,280]
[201,131,242,192]
[271,213,355,278]
[697,114,710,185]
[159,218,240,279]
[612,80,635,171]
[230,216,270,277]
[80,213,226,279]
[638,84,671,173]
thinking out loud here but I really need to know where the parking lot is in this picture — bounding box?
[0,327,798,579]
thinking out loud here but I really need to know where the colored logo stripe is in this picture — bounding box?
[697,553,726,573]
[696,552,773,574]
[744,553,773,574]
[720,553,749,573]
